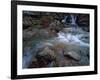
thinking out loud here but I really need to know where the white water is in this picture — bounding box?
[62,16,68,23]
[71,15,76,25]
[57,31,89,47]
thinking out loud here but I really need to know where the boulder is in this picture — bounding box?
[36,47,56,61]
[64,51,81,61]
[63,57,79,66]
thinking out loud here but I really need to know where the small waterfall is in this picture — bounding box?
[62,15,78,28]
[71,14,76,25]
[64,16,68,23]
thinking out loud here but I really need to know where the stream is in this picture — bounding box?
[23,27,89,68]
[23,14,89,68]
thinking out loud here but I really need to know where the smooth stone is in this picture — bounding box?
[36,47,56,61]
[64,51,81,61]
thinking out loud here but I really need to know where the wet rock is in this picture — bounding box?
[53,41,66,49]
[23,16,33,29]
[62,28,72,33]
[35,42,54,53]
[39,29,50,38]
[79,46,89,56]
[48,29,58,37]
[64,51,81,61]
[79,33,89,43]
[39,29,58,38]
[82,27,89,32]
[47,61,55,67]
[35,46,57,67]
[23,28,39,40]
[36,47,56,62]
[64,57,79,66]
[49,20,62,33]
[77,14,89,27]
[28,58,39,68]
[37,58,48,67]
[62,27,85,34]
[49,21,56,28]
[41,16,50,28]
[23,31,36,39]
[79,56,89,65]
[54,56,79,67]
[55,58,67,67]
[81,38,89,43]
[54,44,65,53]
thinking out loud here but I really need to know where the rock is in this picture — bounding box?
[81,27,89,32]
[28,58,39,68]
[37,58,48,67]
[79,46,89,56]
[39,29,50,38]
[79,33,89,43]
[49,20,62,33]
[49,21,56,28]
[47,61,55,67]
[62,43,81,55]
[62,28,73,33]
[48,29,58,37]
[64,51,81,61]
[23,16,33,29]
[23,28,39,40]
[54,56,79,67]
[55,58,67,67]
[35,46,57,67]
[77,14,89,27]
[39,28,58,38]
[36,47,56,62]
[53,41,66,49]
[79,56,89,65]
[41,16,50,28]
[43,42,54,50]
[35,42,54,52]
[64,57,79,66]
[23,30,31,39]
[62,27,85,34]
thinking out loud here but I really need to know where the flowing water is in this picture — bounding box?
[57,31,89,47]
[71,14,76,25]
